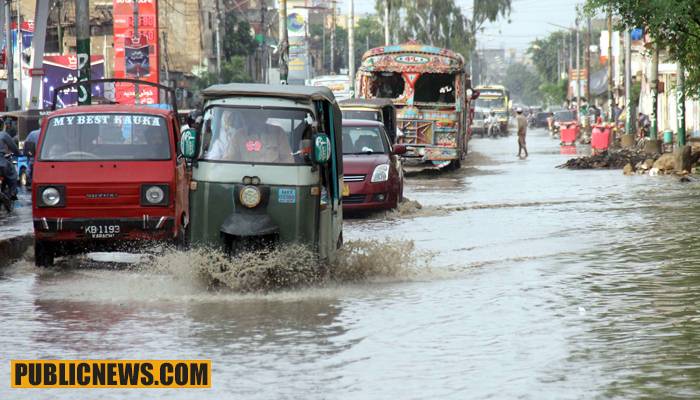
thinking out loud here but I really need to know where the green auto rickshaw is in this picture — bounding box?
[180,84,344,262]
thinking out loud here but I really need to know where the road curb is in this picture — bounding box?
[0,234,33,268]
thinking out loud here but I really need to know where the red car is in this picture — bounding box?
[31,80,190,266]
[342,119,405,211]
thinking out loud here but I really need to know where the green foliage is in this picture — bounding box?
[528,31,571,84]
[374,0,511,59]
[539,80,568,108]
[503,63,542,105]
[222,11,257,60]
[309,25,349,74]
[195,56,252,89]
[354,16,384,65]
[585,0,700,94]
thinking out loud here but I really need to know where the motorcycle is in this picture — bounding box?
[487,121,502,138]
[0,154,16,213]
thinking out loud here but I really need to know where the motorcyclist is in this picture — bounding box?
[485,111,498,137]
[24,117,43,186]
[0,119,20,200]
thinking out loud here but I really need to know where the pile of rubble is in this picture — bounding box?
[557,149,656,170]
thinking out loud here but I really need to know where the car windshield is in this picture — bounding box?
[40,113,171,161]
[342,125,388,155]
[200,106,313,165]
[342,110,381,121]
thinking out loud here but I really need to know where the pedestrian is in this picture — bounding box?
[516,107,528,158]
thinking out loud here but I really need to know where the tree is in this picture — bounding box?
[222,11,257,60]
[374,0,511,60]
[354,16,384,67]
[195,57,252,90]
[309,24,348,74]
[528,31,571,84]
[503,63,542,105]
[585,0,700,94]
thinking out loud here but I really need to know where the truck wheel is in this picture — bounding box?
[35,241,55,267]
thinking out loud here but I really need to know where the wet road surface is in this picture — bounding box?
[3,129,700,399]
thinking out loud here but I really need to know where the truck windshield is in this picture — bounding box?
[342,110,380,121]
[475,98,505,109]
[200,106,313,165]
[40,114,171,161]
[342,125,388,155]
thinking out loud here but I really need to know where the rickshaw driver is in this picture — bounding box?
[226,114,294,163]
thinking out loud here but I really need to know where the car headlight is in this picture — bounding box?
[239,185,262,208]
[41,187,61,206]
[371,164,390,183]
[141,184,169,206]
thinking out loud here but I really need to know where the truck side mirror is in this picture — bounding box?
[180,128,197,159]
[313,134,331,164]
[392,144,407,155]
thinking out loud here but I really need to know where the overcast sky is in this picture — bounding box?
[343,0,582,52]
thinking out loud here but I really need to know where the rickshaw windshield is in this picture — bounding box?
[342,110,381,121]
[200,106,314,165]
[40,114,171,161]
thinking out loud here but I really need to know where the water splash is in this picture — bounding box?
[146,239,430,293]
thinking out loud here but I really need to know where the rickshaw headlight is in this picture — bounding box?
[41,187,61,206]
[371,164,390,183]
[240,186,262,208]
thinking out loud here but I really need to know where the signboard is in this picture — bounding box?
[113,0,159,104]
[42,55,105,109]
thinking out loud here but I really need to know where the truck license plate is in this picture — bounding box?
[84,224,121,239]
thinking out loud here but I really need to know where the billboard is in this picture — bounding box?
[42,55,105,109]
[113,0,159,104]
[287,9,309,84]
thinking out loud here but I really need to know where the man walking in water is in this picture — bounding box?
[516,108,529,158]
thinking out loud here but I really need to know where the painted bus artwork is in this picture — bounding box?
[356,43,474,169]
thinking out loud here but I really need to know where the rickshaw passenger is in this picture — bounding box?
[206,109,240,160]
[229,116,294,163]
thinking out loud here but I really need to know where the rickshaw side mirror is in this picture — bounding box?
[392,144,407,155]
[313,134,331,164]
[180,128,198,159]
[299,139,313,162]
[471,90,480,100]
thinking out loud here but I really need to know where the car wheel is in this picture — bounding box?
[35,240,55,267]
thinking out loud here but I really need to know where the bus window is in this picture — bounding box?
[414,73,456,103]
[371,72,404,99]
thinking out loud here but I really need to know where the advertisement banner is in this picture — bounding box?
[42,55,105,109]
[113,0,159,104]
[287,9,309,83]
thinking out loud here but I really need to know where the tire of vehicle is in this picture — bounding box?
[176,223,190,250]
[35,240,55,267]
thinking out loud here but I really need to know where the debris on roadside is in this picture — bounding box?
[557,149,656,170]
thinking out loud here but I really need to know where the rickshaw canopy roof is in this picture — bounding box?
[200,83,339,104]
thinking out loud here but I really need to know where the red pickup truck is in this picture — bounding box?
[31,79,191,266]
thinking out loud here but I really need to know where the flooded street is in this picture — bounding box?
[4,128,700,399]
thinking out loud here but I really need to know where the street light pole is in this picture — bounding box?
[607,11,614,122]
[4,0,15,110]
[278,0,288,84]
[330,1,335,73]
[75,0,91,105]
[348,0,355,90]
[624,28,632,136]
[384,0,390,45]
[575,19,581,115]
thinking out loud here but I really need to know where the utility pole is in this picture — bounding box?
[650,45,659,140]
[215,0,222,82]
[608,11,615,122]
[624,28,632,136]
[4,0,16,110]
[677,63,686,147]
[75,0,91,105]
[260,0,265,82]
[330,2,335,74]
[575,19,581,114]
[348,0,355,90]
[384,0,390,45]
[57,1,63,54]
[585,17,591,104]
[278,0,288,84]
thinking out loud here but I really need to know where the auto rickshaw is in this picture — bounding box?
[339,98,397,143]
[180,83,344,262]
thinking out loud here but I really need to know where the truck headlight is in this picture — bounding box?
[239,186,262,208]
[141,184,170,206]
[371,164,390,183]
[41,187,61,207]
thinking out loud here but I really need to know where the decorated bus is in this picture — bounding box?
[356,43,474,169]
[474,85,511,134]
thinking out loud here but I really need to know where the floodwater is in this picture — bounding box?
[3,129,700,399]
